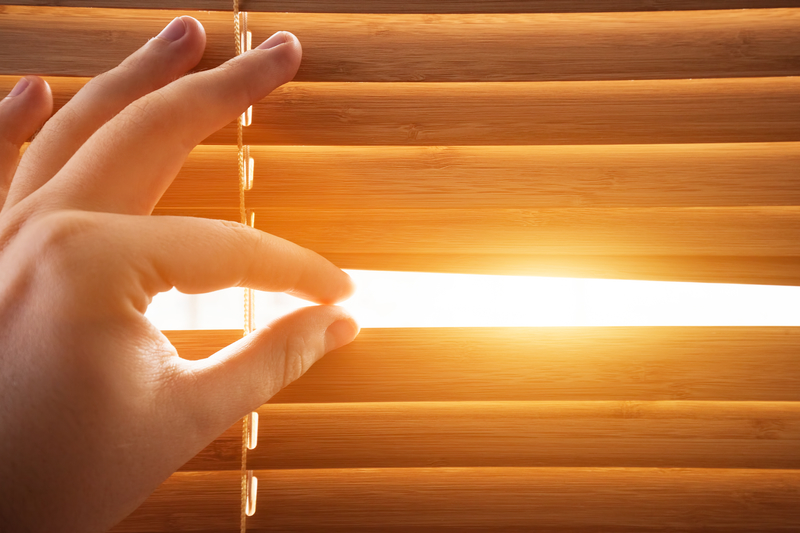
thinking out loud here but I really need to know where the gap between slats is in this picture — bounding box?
[5,0,800,13]
[2,7,799,81]
[3,76,797,146]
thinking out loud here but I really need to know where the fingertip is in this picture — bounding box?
[256,31,300,52]
[340,270,357,302]
[253,31,302,84]
[28,76,54,116]
[180,16,207,52]
[0,76,52,144]
[151,16,206,69]
[324,316,360,353]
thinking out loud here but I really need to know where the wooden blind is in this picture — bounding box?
[2,1,799,531]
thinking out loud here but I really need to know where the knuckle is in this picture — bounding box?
[24,210,101,265]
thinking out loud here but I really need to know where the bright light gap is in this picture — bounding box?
[145,270,800,330]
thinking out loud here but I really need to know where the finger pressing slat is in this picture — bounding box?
[5,0,800,13]
[0,8,232,76]
[260,328,800,403]
[158,143,800,210]
[3,7,800,81]
[4,77,798,146]
[149,212,800,284]
[181,401,800,471]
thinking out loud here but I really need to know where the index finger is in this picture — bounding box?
[111,214,354,305]
[44,31,301,215]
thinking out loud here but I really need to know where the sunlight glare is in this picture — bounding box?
[145,270,800,330]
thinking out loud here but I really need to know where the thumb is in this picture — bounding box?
[179,305,359,439]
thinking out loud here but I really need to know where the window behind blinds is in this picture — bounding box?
[1,1,799,531]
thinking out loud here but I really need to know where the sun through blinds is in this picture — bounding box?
[1,0,799,531]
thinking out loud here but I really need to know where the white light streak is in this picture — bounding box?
[145,270,800,330]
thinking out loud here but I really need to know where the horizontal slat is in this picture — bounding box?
[248,142,800,208]
[0,7,232,76]
[251,467,800,532]
[164,328,800,403]
[110,471,239,533]
[115,468,800,532]
[4,7,800,81]
[246,78,800,145]
[158,143,800,209]
[182,400,800,471]
[250,206,800,255]
[6,0,800,13]
[272,327,800,402]
[150,212,800,283]
[329,253,800,285]
[4,77,797,146]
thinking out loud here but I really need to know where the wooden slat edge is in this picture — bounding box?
[267,327,800,402]
[110,471,239,533]
[7,0,800,13]
[183,400,800,471]
[113,467,800,532]
[148,218,800,284]
[5,76,796,146]
[247,467,800,532]
[158,143,800,209]
[253,206,800,256]
[4,7,800,81]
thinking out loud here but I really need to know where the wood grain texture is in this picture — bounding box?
[245,467,800,532]
[244,78,800,146]
[250,206,800,256]
[182,400,800,471]
[165,329,800,469]
[332,253,800,285]
[149,210,800,284]
[112,468,800,532]
[6,0,800,13]
[271,327,800,403]
[4,76,798,146]
[110,471,239,533]
[157,143,800,210]
[248,468,800,532]
[0,7,233,76]
[199,327,800,403]
[3,7,800,81]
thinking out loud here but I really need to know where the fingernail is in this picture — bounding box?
[256,31,291,50]
[5,77,30,98]
[156,17,186,42]
[324,318,360,352]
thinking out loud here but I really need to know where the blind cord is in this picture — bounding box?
[233,3,249,533]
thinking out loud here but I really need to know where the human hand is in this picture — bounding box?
[0,17,358,532]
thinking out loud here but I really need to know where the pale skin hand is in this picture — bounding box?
[0,17,359,532]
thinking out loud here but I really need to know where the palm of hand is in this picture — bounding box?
[0,17,357,532]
